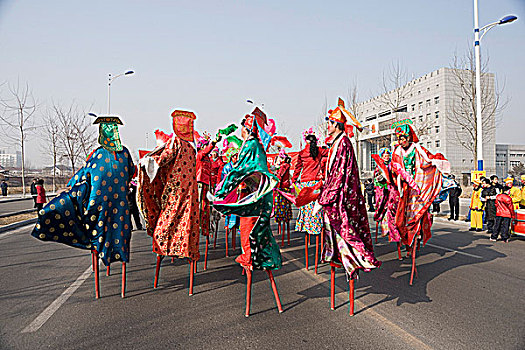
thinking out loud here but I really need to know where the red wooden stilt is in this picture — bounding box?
[204,237,209,270]
[375,222,378,243]
[93,250,100,299]
[245,268,252,317]
[121,262,126,298]
[287,222,290,246]
[397,242,402,260]
[330,265,335,310]
[189,260,194,296]
[267,270,283,313]
[106,265,110,276]
[194,259,198,273]
[315,235,319,274]
[308,233,311,245]
[280,223,285,247]
[154,255,162,288]
[320,227,324,257]
[241,267,245,275]
[409,243,417,285]
[225,228,229,257]
[171,257,175,263]
[305,234,309,270]
[349,279,355,316]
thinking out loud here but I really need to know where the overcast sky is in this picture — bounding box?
[0,0,524,167]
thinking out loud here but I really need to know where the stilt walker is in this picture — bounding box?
[292,127,328,273]
[319,98,381,314]
[32,114,134,298]
[272,148,293,248]
[219,142,241,255]
[196,131,221,270]
[372,148,403,259]
[390,119,447,285]
[137,110,201,294]
[210,109,283,317]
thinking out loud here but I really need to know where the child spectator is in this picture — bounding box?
[490,186,515,242]
[469,179,483,232]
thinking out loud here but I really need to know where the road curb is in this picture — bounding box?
[0,218,37,234]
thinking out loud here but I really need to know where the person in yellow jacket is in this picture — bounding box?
[520,175,525,209]
[469,179,484,231]
[504,177,521,211]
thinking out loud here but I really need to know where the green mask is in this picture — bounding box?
[98,123,123,152]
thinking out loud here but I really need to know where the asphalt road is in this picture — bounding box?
[1,211,524,350]
[0,198,36,215]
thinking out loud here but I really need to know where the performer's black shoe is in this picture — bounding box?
[448,217,452,221]
[469,228,476,231]
[476,228,483,232]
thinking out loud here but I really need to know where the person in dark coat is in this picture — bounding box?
[448,175,462,221]
[128,179,143,230]
[365,178,375,211]
[0,180,8,196]
[480,178,497,234]
[30,178,38,207]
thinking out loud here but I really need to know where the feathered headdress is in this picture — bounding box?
[302,127,315,141]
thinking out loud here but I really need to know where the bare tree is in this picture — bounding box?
[446,49,507,160]
[314,95,328,144]
[41,109,61,192]
[509,163,525,178]
[375,61,413,116]
[0,80,38,196]
[52,102,97,173]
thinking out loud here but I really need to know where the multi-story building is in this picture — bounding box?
[356,67,496,183]
[495,144,525,178]
[0,149,21,168]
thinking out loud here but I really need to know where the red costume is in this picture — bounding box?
[196,142,215,237]
[137,111,200,261]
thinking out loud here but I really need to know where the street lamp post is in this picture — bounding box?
[473,0,516,171]
[107,70,134,114]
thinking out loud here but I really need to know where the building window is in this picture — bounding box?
[418,102,423,110]
[426,99,431,107]
[427,87,430,92]
[418,90,421,95]
[435,126,440,133]
[435,111,439,119]
[419,116,423,123]
[426,113,431,119]
[434,96,439,104]
[426,127,431,134]
[436,84,439,88]
[427,142,431,148]
[436,140,440,147]
[411,104,415,111]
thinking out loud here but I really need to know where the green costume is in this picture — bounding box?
[212,137,282,270]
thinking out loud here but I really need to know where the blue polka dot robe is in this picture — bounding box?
[32,146,135,266]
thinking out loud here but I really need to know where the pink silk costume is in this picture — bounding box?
[319,133,381,278]
[137,135,200,261]
[391,141,443,247]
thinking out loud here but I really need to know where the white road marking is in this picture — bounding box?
[21,265,92,333]
[425,243,483,259]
